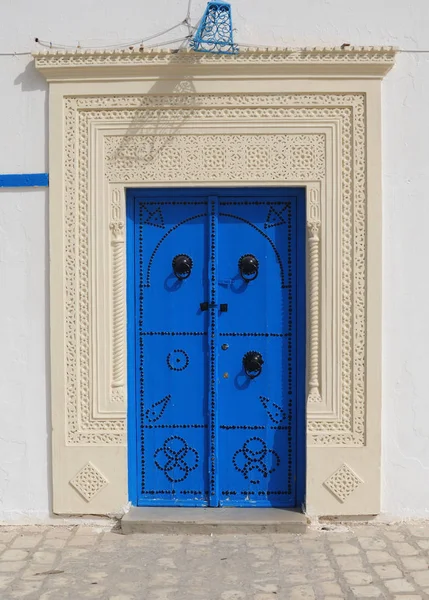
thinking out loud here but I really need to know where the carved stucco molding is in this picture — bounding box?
[110,188,126,405]
[307,187,322,405]
[63,92,366,447]
[33,47,396,82]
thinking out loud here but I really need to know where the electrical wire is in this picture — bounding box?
[0,51,32,56]
[34,21,188,51]
[32,0,196,52]
[397,49,429,53]
[144,35,192,49]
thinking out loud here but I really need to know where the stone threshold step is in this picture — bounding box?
[121,507,307,534]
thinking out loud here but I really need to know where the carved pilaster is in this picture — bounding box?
[110,189,126,404]
[308,188,322,404]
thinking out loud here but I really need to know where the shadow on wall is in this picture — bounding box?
[14,59,47,92]
[14,60,49,172]
[110,69,202,167]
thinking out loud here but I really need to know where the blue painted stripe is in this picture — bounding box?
[0,173,49,188]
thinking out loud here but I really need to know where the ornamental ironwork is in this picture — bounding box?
[191,1,238,55]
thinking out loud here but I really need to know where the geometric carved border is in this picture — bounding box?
[64,92,366,447]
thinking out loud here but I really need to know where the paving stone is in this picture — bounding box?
[331,543,359,556]
[0,532,17,543]
[344,571,373,585]
[384,578,416,592]
[75,526,99,536]
[401,556,428,570]
[45,529,74,539]
[348,527,378,537]
[311,568,336,581]
[40,538,67,550]
[392,542,419,556]
[299,541,325,552]
[319,582,343,595]
[406,525,429,538]
[358,537,387,550]
[350,585,383,597]
[11,535,43,549]
[279,557,305,570]
[2,555,27,570]
[0,575,15,589]
[68,536,98,546]
[252,583,279,593]
[15,527,47,534]
[385,531,406,541]
[283,572,308,584]
[1,550,29,561]
[374,564,404,579]
[289,585,315,599]
[8,580,43,598]
[366,550,395,563]
[335,556,365,570]
[411,570,429,586]
[31,550,57,564]
[325,532,355,541]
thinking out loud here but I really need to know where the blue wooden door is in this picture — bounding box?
[127,188,305,508]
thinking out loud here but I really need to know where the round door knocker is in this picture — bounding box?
[172,254,193,280]
[239,254,259,282]
[243,351,264,379]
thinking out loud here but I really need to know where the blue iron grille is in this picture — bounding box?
[191,1,238,55]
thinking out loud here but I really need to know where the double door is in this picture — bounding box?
[127,187,305,507]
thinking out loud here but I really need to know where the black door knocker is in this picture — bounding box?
[239,254,259,282]
[243,350,264,379]
[172,254,193,280]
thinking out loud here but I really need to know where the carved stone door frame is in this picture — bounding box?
[35,47,395,516]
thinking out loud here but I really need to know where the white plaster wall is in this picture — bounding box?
[0,0,428,518]
[0,189,49,520]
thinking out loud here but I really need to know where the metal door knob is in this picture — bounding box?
[243,351,264,379]
[239,254,259,282]
[172,254,193,280]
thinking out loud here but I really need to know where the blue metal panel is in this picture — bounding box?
[131,192,210,506]
[0,173,49,188]
[127,188,306,508]
[217,194,299,506]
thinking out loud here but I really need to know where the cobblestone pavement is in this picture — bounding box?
[1,523,429,599]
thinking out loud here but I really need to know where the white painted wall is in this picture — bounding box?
[0,0,428,519]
